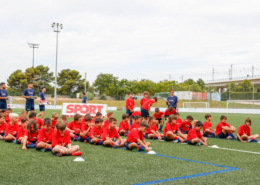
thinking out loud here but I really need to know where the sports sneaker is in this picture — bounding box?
[132,148,138,152]
[56,152,62,157]
[247,139,251,142]
[73,138,78,142]
[196,143,201,146]
[12,140,17,144]
[40,149,46,152]
[226,136,233,140]
[112,145,118,149]
[172,140,179,143]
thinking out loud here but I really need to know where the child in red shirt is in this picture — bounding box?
[130,115,142,131]
[5,113,19,142]
[187,121,208,146]
[16,117,29,144]
[18,110,27,126]
[237,117,259,142]
[126,120,151,152]
[36,118,55,152]
[126,92,135,125]
[153,107,165,132]
[140,91,149,120]
[0,113,6,140]
[52,120,82,157]
[91,112,102,123]
[164,106,176,123]
[103,112,113,128]
[60,115,69,126]
[141,97,157,122]
[215,115,236,139]
[51,112,59,129]
[80,116,92,143]
[179,115,197,134]
[90,118,103,145]
[119,114,130,136]
[22,119,39,149]
[5,108,12,124]
[145,116,163,140]
[102,117,126,148]
[175,112,182,126]
[131,111,141,120]
[203,114,216,137]
[164,115,186,143]
[67,114,82,141]
[29,111,44,130]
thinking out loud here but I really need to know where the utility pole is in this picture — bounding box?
[212,68,214,81]
[252,66,254,78]
[85,72,87,93]
[28,43,39,67]
[229,69,231,79]
[230,64,233,79]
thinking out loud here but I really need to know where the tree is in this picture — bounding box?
[225,82,236,92]
[196,78,205,90]
[156,80,178,92]
[183,78,195,85]
[7,69,27,94]
[57,69,84,95]
[93,73,118,95]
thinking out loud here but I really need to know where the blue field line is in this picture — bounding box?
[118,148,241,184]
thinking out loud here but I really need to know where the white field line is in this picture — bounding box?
[208,146,260,155]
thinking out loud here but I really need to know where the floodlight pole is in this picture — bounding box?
[28,43,39,67]
[51,22,63,107]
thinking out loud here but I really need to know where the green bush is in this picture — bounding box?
[86,93,94,100]
[99,95,107,100]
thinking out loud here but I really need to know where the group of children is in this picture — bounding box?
[0,105,259,157]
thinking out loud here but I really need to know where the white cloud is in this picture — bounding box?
[1,0,260,86]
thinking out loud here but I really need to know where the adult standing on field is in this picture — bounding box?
[166,89,178,112]
[22,81,36,114]
[0,82,8,109]
[82,92,87,103]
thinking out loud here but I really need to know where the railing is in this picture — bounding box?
[205,75,260,83]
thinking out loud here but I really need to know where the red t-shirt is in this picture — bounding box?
[102,127,120,141]
[0,122,6,134]
[164,123,179,136]
[92,116,97,123]
[126,98,135,110]
[36,118,44,129]
[90,126,103,138]
[5,115,10,124]
[132,111,141,117]
[203,121,212,132]
[25,130,38,142]
[140,98,149,106]
[141,99,154,110]
[145,123,158,134]
[17,126,26,139]
[52,130,71,147]
[103,119,109,128]
[130,122,140,131]
[216,122,230,136]
[237,124,251,136]
[153,112,164,119]
[187,128,203,141]
[126,128,144,143]
[176,118,182,125]
[118,121,130,131]
[18,116,23,123]
[68,121,82,134]
[51,120,57,129]
[37,128,55,144]
[81,124,91,137]
[164,108,176,116]
[5,123,19,136]
[180,120,191,132]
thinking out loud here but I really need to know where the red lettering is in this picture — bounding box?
[74,105,81,113]
[89,105,96,115]
[80,105,89,114]
[96,105,103,113]
[66,104,74,113]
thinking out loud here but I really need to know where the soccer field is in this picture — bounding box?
[2,109,260,184]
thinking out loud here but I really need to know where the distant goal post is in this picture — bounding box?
[183,102,210,108]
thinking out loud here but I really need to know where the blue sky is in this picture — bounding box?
[1,0,260,85]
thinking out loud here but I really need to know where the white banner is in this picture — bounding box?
[62,103,107,118]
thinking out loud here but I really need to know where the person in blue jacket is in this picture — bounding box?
[0,82,8,109]
[22,82,36,114]
[166,89,178,112]
[82,92,87,103]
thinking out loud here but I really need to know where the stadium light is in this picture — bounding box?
[28,43,39,67]
[51,22,63,107]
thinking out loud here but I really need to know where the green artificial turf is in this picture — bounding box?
[1,109,260,184]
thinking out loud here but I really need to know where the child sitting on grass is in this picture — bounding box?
[60,115,69,126]
[68,114,82,141]
[179,115,197,134]
[187,121,208,146]
[52,120,82,157]
[80,116,92,143]
[103,112,113,128]
[144,116,163,140]
[164,106,176,123]
[130,115,142,131]
[51,112,59,129]
[5,108,12,124]
[29,111,44,130]
[92,112,102,123]
[118,114,130,136]
[22,119,38,150]
[153,107,164,132]
[203,114,216,137]
[0,113,6,140]
[5,113,19,142]
[16,117,29,144]
[125,120,151,152]
[102,117,126,148]
[18,110,27,126]
[237,117,259,142]
[90,118,103,145]
[216,115,236,139]
[36,118,55,152]
[175,112,182,126]
[164,115,186,143]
